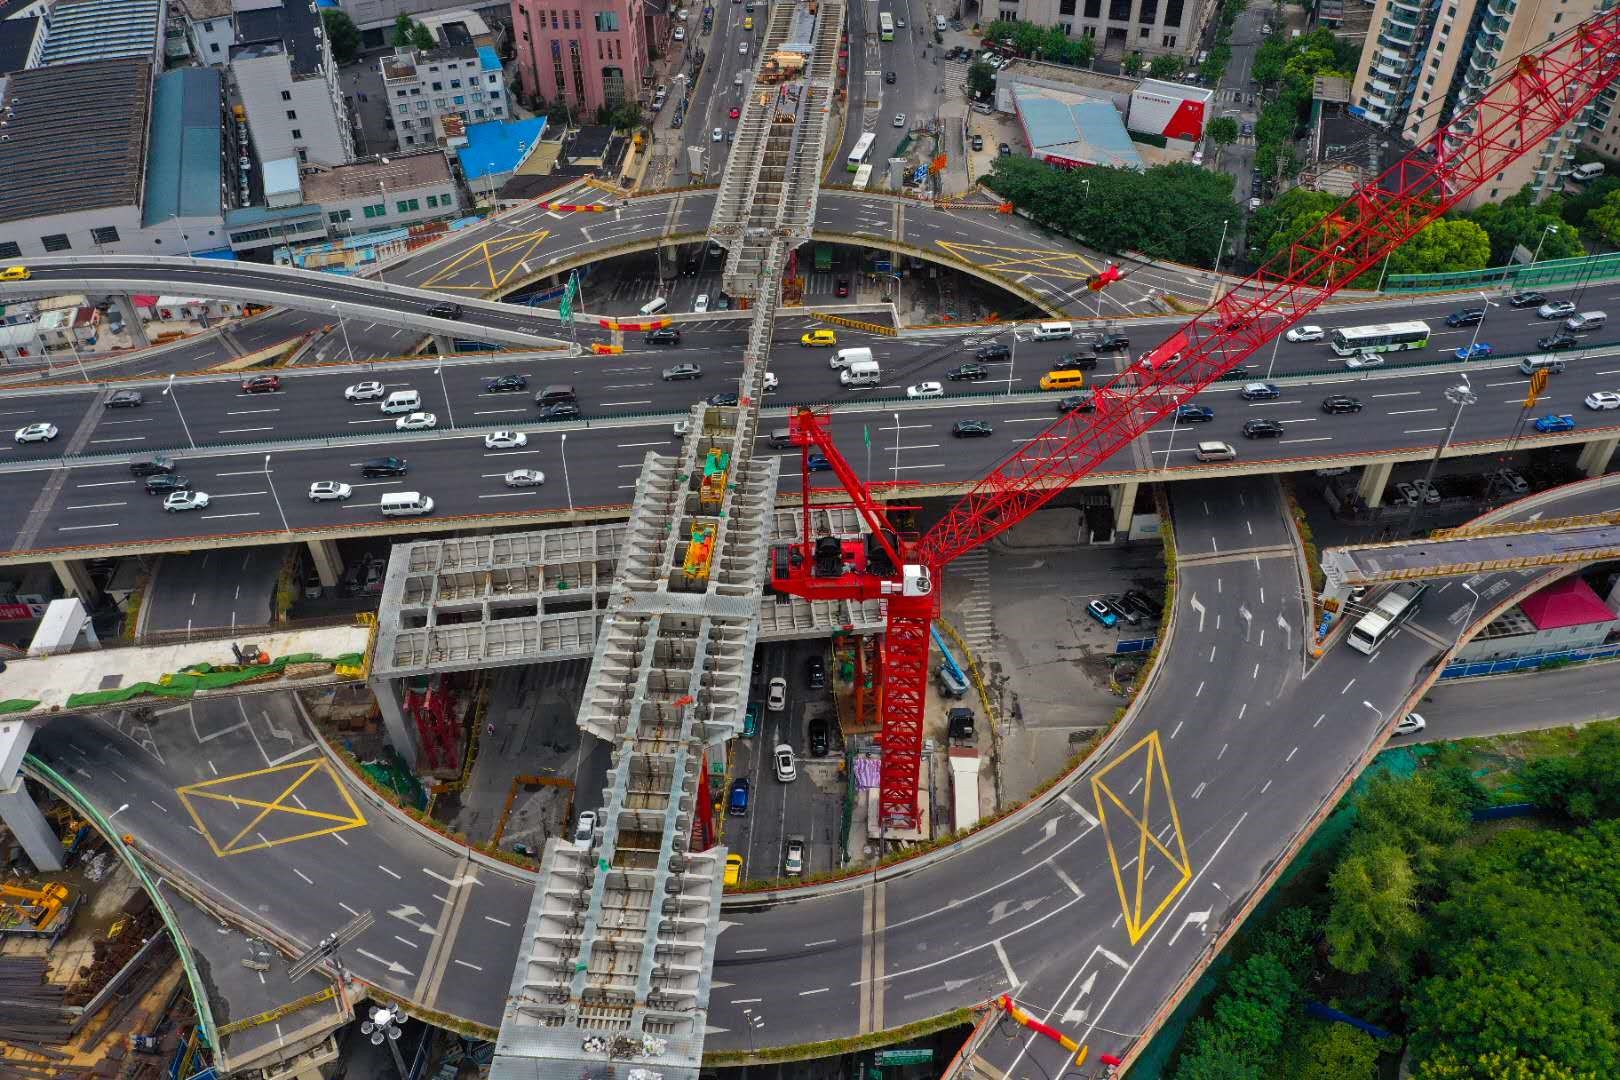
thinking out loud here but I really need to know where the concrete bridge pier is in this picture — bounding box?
[0,719,63,871]
[307,540,344,590]
[368,677,419,769]
[1357,461,1393,508]
[51,558,100,604]
[1577,437,1617,478]
[432,334,456,356]
[1112,481,1139,536]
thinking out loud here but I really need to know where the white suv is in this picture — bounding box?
[773,743,797,782]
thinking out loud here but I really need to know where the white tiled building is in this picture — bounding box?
[231,0,352,167]
[988,0,1208,54]
[380,42,508,149]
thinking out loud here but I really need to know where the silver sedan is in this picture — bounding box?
[504,468,546,487]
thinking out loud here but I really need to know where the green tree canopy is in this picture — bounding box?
[1522,726,1620,821]
[1585,188,1620,246]
[391,12,415,46]
[1149,54,1182,79]
[1324,841,1422,976]
[1463,185,1584,264]
[410,21,436,51]
[966,60,996,99]
[1207,115,1239,147]
[1289,1022,1384,1080]
[1123,51,1144,76]
[322,9,361,65]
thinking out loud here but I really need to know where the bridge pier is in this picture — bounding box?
[1576,437,1617,478]
[432,334,455,356]
[1112,481,1139,536]
[108,294,149,349]
[51,558,100,604]
[0,720,63,872]
[368,677,419,769]
[1357,461,1393,508]
[307,540,344,590]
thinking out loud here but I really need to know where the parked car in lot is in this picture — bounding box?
[1507,291,1546,308]
[1493,467,1528,494]
[1103,595,1140,626]
[1321,395,1363,414]
[725,853,744,884]
[573,810,596,849]
[1173,404,1213,423]
[1454,342,1493,360]
[1122,589,1158,621]
[1085,599,1117,628]
[805,654,826,689]
[1533,413,1576,433]
[1242,418,1284,439]
[1410,478,1441,504]
[742,702,761,737]
[808,719,830,756]
[308,481,352,501]
[1395,481,1421,506]
[1284,325,1324,342]
[773,743,797,782]
[783,836,805,875]
[953,419,994,438]
[1240,382,1280,401]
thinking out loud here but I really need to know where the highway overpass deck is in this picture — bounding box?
[1324,516,1620,584]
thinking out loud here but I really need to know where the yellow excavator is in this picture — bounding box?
[1,880,73,932]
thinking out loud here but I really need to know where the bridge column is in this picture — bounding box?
[1112,481,1139,536]
[369,677,419,769]
[1576,437,1618,478]
[0,779,63,872]
[1357,461,1393,508]
[107,295,148,348]
[51,559,100,604]
[432,334,456,356]
[307,540,344,589]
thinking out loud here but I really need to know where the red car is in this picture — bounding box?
[241,374,281,394]
[835,279,849,298]
[729,106,741,119]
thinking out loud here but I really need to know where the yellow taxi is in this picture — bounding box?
[0,266,30,281]
[800,328,837,347]
[743,15,754,28]
[724,853,744,886]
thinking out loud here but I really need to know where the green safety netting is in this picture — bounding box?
[64,652,365,709]
[0,699,40,714]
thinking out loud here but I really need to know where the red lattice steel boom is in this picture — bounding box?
[774,13,1620,829]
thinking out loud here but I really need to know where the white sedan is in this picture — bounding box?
[905,381,944,399]
[763,371,779,391]
[504,468,546,487]
[694,293,710,313]
[766,675,787,711]
[344,381,385,401]
[673,24,685,39]
[1284,325,1324,343]
[163,491,211,512]
[396,412,438,431]
[738,39,748,53]
[773,743,797,782]
[14,422,58,443]
[1585,391,1620,410]
[1394,712,1426,736]
[893,112,906,128]
[484,430,528,449]
[712,126,723,142]
[308,481,353,501]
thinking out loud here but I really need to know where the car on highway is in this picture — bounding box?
[742,702,761,738]
[0,265,30,280]
[105,389,144,408]
[952,419,994,438]
[1507,291,1546,308]
[1284,325,1324,342]
[396,411,438,431]
[1058,350,1099,370]
[767,675,787,711]
[1091,332,1129,351]
[1059,393,1095,413]
[1173,404,1214,423]
[241,374,281,393]
[143,474,191,495]
[308,481,353,501]
[728,779,751,816]
[663,362,703,380]
[1538,331,1578,351]
[1085,599,1117,628]
[807,451,831,471]
[1533,413,1576,433]
[1344,351,1384,369]
[503,469,545,487]
[743,14,753,28]
[345,381,385,401]
[1444,307,1485,327]
[738,39,747,52]
[484,375,528,393]
[1321,394,1363,414]
[1240,382,1280,401]
[976,342,1011,362]
[1585,391,1620,410]
[572,810,596,850]
[948,361,989,381]
[763,371,779,391]
[724,853,744,884]
[645,327,681,345]
[773,743,797,782]
[359,456,408,477]
[801,329,836,347]
[1538,300,1577,319]
[694,293,710,313]
[884,70,896,83]
[728,106,740,119]
[711,126,723,142]
[893,112,906,127]
[162,490,210,512]
[130,455,176,477]
[1393,712,1426,736]
[835,279,850,297]
[905,381,944,399]
[1454,342,1493,360]
[427,301,463,319]
[484,430,528,449]
[1242,418,1284,438]
[707,391,739,406]
[783,837,805,875]
[537,402,581,421]
[809,719,830,756]
[13,422,57,443]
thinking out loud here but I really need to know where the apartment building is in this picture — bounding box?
[1582,84,1617,159]
[986,0,1206,54]
[232,0,353,167]
[511,0,650,113]
[1352,0,1609,207]
[380,43,508,149]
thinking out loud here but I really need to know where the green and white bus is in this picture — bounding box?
[879,11,894,39]
[851,162,873,189]
[1328,320,1431,356]
[847,132,876,172]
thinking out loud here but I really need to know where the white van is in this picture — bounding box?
[1195,441,1237,462]
[639,296,669,316]
[1519,356,1567,375]
[934,14,947,31]
[829,346,874,370]
[1031,321,1074,341]
[1565,310,1606,332]
[380,491,435,517]
[380,389,421,414]
[1571,162,1605,181]
[840,359,881,387]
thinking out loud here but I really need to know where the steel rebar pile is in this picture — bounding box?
[0,957,74,1045]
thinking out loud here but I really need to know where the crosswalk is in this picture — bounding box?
[950,548,996,654]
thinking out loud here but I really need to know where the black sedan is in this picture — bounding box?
[1092,332,1129,351]
[1444,308,1484,327]
[538,402,582,421]
[144,474,192,495]
[484,375,529,393]
[1242,418,1285,438]
[1507,291,1547,308]
[645,327,682,345]
[948,362,989,381]
[1321,395,1363,414]
[1538,332,1578,350]
[952,419,994,438]
[1058,393,1095,413]
[975,343,1011,362]
[1173,404,1213,423]
[708,391,740,406]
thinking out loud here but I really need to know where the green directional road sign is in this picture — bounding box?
[559,274,577,320]
[873,1048,934,1066]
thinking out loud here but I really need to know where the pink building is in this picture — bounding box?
[511,0,654,115]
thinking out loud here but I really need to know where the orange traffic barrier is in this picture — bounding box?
[591,343,624,354]
[535,202,609,212]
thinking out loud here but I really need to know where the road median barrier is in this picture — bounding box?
[812,311,896,336]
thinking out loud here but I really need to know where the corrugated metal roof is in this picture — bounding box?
[1519,576,1617,631]
[142,67,221,227]
[457,116,547,180]
[38,0,160,66]
[1014,85,1143,171]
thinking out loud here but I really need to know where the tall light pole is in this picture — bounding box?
[891,411,901,484]
[885,272,901,315]
[361,1003,408,1078]
[559,432,573,510]
[331,302,355,363]
[1004,324,1024,395]
[264,454,290,532]
[740,1007,765,1055]
[376,156,392,284]
[432,365,455,427]
[1460,292,1498,363]
[1528,222,1558,267]
[1404,376,1476,535]
[168,213,194,257]
[163,373,196,449]
[1209,219,1230,306]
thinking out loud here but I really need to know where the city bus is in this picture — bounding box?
[851,162,873,189]
[879,11,894,39]
[1347,581,1429,655]
[847,132,876,172]
[1328,320,1431,356]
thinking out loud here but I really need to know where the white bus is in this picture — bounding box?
[847,132,876,172]
[851,162,873,190]
[879,11,894,39]
[1328,320,1431,357]
[1347,581,1429,654]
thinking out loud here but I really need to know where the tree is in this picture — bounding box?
[1207,115,1239,149]
[609,100,644,132]
[1586,188,1620,246]
[1289,1022,1384,1080]
[1123,51,1144,77]
[322,9,361,65]
[1464,185,1584,264]
[1559,174,1620,229]
[1149,54,1182,79]
[392,12,415,46]
[1373,217,1491,282]
[1071,33,1095,67]
[410,21,436,51]
[966,60,996,100]
[1323,841,1422,976]
[1521,726,1620,820]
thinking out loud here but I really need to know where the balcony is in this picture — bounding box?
[1379,24,1416,45]
[1484,0,1515,19]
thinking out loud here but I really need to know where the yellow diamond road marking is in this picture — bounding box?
[421,229,553,292]
[936,240,1101,281]
[176,758,366,857]
[1091,731,1192,944]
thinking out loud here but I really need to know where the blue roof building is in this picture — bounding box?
[457,116,547,185]
[142,67,223,228]
[1013,85,1144,172]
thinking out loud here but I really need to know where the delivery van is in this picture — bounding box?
[380,491,435,516]
[1031,321,1074,341]
[830,346,874,369]
[840,359,881,387]
[380,390,421,414]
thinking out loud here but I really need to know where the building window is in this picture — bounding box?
[281,89,292,100]
[1162,32,1176,45]
[1139,0,1156,21]
[286,109,297,119]
[475,107,486,117]
[472,91,485,102]
[0,240,24,259]
[417,100,429,110]
[454,95,465,104]
[398,103,410,115]
[396,88,408,97]
[91,226,120,245]
[210,42,220,53]
[297,148,307,163]
[330,209,353,223]
[451,79,462,87]
[426,194,439,207]
[432,80,443,90]
[404,135,416,145]
[488,73,499,84]
[435,97,448,108]
[1138,25,1150,36]
[443,191,454,205]
[594,10,620,30]
[41,233,70,252]
[491,88,503,99]
[396,198,420,212]
[363,203,386,218]
[291,128,302,139]
[1059,0,1076,12]
[1164,0,1183,25]
[410,87,421,95]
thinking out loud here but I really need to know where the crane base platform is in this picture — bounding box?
[860,786,934,843]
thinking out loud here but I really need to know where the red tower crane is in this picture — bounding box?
[773,14,1620,829]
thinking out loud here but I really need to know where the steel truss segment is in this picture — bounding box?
[878,601,934,829]
[915,9,1620,568]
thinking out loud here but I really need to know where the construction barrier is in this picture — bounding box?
[812,312,896,336]
[215,986,340,1036]
[597,316,673,331]
[534,201,609,212]
[591,343,625,354]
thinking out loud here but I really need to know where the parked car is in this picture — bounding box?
[783,836,805,875]
[805,654,826,690]
[893,112,906,127]
[808,719,830,756]
[742,702,761,738]
[725,853,744,884]
[728,778,751,816]
[1085,599,1117,628]
[572,810,596,849]
[1393,712,1426,736]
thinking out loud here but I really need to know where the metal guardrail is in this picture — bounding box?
[1386,250,1620,292]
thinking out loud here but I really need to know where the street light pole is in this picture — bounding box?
[1461,292,1498,363]
[1005,325,1022,395]
[891,411,901,484]
[264,455,290,532]
[1529,222,1557,267]
[332,303,355,363]
[163,373,196,449]
[376,156,392,284]
[560,432,573,510]
[1209,218,1230,306]
[432,365,455,428]
[1403,376,1476,535]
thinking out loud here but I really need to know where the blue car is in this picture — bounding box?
[742,703,760,738]
[1174,404,1214,423]
[807,452,831,472]
[1533,413,1576,433]
[1454,342,1493,360]
[728,778,751,816]
[1085,600,1118,628]
[1240,382,1280,401]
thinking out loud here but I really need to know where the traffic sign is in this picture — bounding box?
[874,1048,934,1066]
[560,273,577,320]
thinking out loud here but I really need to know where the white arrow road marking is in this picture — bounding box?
[987,896,1046,925]
[388,904,438,935]
[902,977,974,1001]
[423,868,481,888]
[993,941,1019,987]
[1059,972,1098,1025]
[1169,908,1212,947]
[355,948,415,977]
[1059,791,1100,827]
[1189,593,1206,632]
[1019,817,1061,855]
